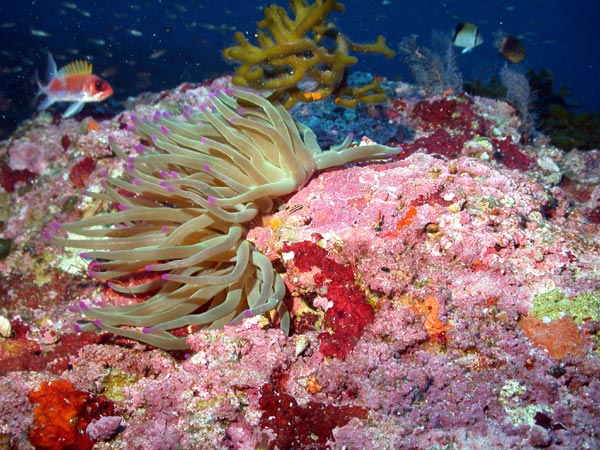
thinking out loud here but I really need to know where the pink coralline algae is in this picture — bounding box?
[85,415,124,442]
[0,76,599,449]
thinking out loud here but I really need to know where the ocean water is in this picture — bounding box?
[0,0,598,140]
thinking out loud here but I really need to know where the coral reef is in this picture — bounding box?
[51,88,397,350]
[289,72,408,149]
[222,0,395,108]
[0,75,599,449]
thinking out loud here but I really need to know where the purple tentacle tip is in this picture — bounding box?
[151,134,158,143]
[161,274,170,280]
[203,164,211,172]
[79,252,89,258]
[93,319,104,328]
[244,309,253,318]
[348,133,355,140]
[42,231,52,240]
[130,114,138,122]
[73,323,82,332]
[78,300,90,311]
[159,125,170,135]
[207,196,216,204]
[132,178,141,185]
[142,326,155,334]
[51,220,61,230]
[117,203,129,211]
[152,110,162,122]
[228,116,236,123]
[170,171,179,179]
[107,135,115,143]
[200,136,208,143]
[160,225,170,232]
[135,143,145,153]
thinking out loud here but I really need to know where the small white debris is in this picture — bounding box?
[281,251,295,262]
[0,315,12,338]
[295,335,311,357]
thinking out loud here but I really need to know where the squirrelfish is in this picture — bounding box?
[36,52,113,118]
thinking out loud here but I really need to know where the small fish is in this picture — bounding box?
[99,66,119,78]
[452,22,483,53]
[31,29,53,38]
[1,65,22,74]
[127,29,143,37]
[36,52,113,118]
[149,49,167,60]
[88,38,106,46]
[495,34,526,63]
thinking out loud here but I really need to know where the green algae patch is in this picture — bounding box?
[531,289,600,323]
[102,369,139,402]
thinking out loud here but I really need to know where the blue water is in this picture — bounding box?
[0,0,598,139]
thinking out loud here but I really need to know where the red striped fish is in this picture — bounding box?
[36,52,113,118]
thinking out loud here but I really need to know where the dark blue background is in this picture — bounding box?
[0,0,598,139]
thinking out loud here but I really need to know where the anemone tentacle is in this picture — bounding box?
[57,88,397,350]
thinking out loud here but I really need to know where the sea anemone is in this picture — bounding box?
[54,88,397,350]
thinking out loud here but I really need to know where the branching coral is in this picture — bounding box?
[54,88,397,350]
[222,0,395,108]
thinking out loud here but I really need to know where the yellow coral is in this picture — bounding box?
[222,0,395,108]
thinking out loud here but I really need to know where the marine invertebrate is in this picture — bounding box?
[54,88,397,350]
[222,0,395,108]
[500,65,537,142]
[519,315,585,360]
[398,33,463,96]
[27,379,114,450]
